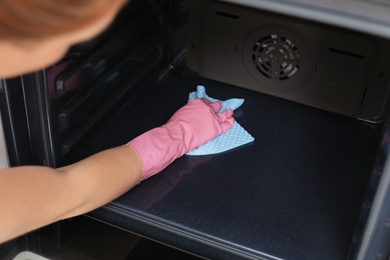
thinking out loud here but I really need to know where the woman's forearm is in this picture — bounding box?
[0,145,142,244]
[0,97,235,244]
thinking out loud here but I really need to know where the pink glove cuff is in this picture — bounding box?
[126,126,183,181]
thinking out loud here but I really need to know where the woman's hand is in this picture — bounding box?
[127,98,235,180]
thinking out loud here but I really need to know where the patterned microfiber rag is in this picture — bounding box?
[186,85,255,156]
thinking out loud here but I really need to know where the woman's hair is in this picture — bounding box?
[0,0,125,41]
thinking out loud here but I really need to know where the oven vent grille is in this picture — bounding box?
[252,34,300,80]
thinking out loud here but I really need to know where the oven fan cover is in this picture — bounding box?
[243,26,313,92]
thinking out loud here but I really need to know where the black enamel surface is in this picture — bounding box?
[86,71,380,260]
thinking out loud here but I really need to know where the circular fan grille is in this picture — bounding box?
[252,34,300,80]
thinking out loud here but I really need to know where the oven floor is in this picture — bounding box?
[65,70,382,259]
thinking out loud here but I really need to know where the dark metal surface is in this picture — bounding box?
[87,71,380,260]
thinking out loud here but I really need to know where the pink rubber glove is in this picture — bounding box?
[126,98,235,181]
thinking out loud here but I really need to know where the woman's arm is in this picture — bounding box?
[0,145,142,244]
[0,98,234,244]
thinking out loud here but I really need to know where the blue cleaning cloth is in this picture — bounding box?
[186,85,255,156]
